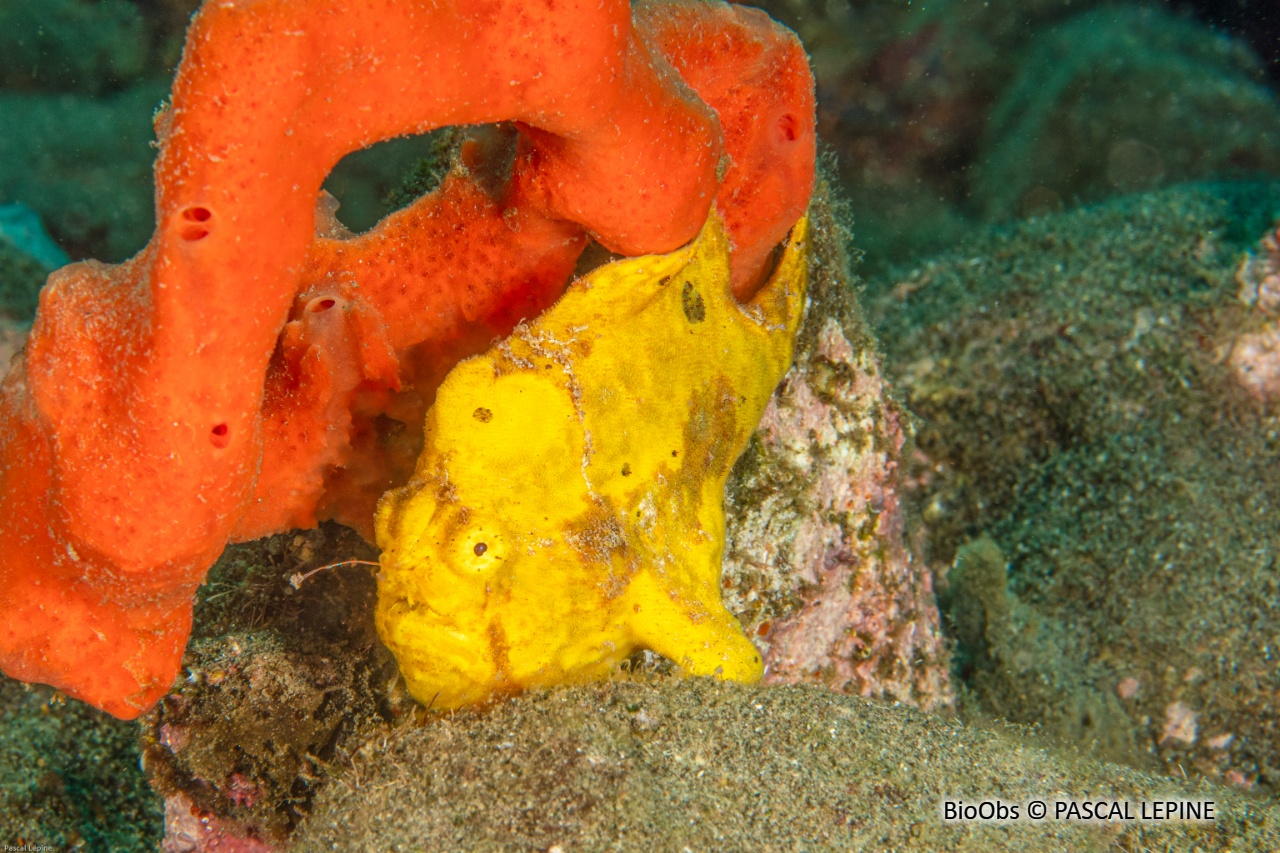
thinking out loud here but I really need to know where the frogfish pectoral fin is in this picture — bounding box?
[624,570,763,683]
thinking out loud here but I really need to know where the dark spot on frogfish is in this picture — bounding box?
[473,407,493,423]
[473,542,488,556]
[681,282,705,323]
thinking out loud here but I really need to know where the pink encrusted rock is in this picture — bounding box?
[720,195,952,712]
[1236,223,1280,312]
[163,792,277,853]
[1230,326,1280,399]
[1161,701,1198,747]
[1229,221,1280,400]
[1116,677,1141,700]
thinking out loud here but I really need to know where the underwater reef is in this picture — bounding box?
[1,0,1280,849]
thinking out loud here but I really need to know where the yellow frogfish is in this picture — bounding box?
[374,212,808,709]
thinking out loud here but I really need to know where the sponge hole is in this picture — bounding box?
[179,206,212,241]
[210,423,230,448]
[777,114,798,143]
[308,297,337,313]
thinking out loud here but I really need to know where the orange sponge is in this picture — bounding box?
[0,0,814,718]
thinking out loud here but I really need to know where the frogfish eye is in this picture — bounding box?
[445,523,507,574]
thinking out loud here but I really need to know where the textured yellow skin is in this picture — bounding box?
[374,213,809,709]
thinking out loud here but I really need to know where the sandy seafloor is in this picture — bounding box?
[3,1,1280,851]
